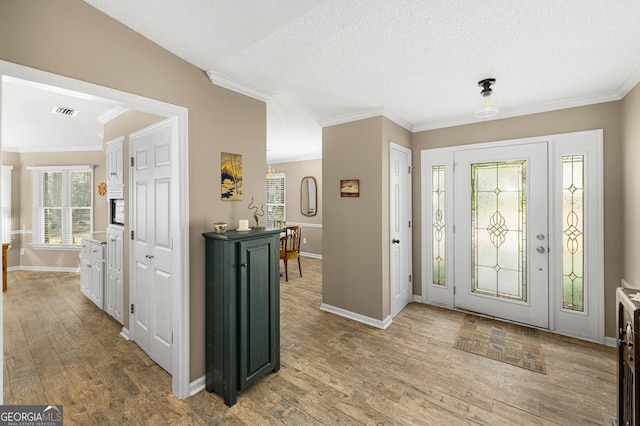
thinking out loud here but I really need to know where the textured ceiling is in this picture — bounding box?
[6,1,640,161]
[2,78,117,152]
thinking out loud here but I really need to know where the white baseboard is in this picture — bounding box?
[190,375,206,396]
[604,336,617,348]
[412,294,424,303]
[8,266,79,273]
[319,303,392,330]
[119,327,130,341]
[301,252,322,259]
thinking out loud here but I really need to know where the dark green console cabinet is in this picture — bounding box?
[202,228,281,407]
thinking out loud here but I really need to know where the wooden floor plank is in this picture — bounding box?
[2,260,617,424]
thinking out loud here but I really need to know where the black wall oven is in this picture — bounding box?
[110,198,125,226]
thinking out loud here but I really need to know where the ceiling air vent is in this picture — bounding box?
[51,106,80,117]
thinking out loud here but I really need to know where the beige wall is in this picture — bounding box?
[2,152,20,267]
[322,116,411,321]
[103,110,165,330]
[622,82,640,289]
[412,101,623,338]
[270,159,322,256]
[1,0,267,382]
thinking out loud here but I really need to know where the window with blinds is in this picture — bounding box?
[266,173,286,228]
[1,166,12,244]
[30,165,93,248]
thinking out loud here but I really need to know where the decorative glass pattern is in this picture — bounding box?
[471,161,527,301]
[562,155,584,311]
[432,165,446,286]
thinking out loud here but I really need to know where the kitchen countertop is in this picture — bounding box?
[82,231,107,245]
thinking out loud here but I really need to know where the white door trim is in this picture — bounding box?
[389,142,413,318]
[420,130,604,343]
[0,59,191,399]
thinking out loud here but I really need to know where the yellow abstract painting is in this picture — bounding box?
[221,152,243,200]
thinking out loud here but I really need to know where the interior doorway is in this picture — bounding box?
[0,60,191,399]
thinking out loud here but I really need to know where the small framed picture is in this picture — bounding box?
[340,179,359,197]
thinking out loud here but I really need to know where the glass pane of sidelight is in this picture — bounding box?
[562,155,584,312]
[471,161,527,301]
[432,165,446,286]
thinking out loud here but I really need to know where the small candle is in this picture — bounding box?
[239,219,249,230]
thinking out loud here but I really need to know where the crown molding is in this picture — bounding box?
[97,106,129,124]
[318,107,414,132]
[616,62,640,98]
[5,144,103,153]
[413,92,622,132]
[206,70,272,103]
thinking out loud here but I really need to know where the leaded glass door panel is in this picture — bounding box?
[454,143,549,328]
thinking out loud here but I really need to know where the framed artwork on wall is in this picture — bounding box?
[221,152,243,200]
[340,179,359,197]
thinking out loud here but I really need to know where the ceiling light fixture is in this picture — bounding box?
[474,78,499,118]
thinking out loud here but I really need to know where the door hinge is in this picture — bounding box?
[131,230,135,240]
[130,304,134,314]
[409,220,411,228]
[130,157,135,167]
[408,166,412,174]
[409,274,412,283]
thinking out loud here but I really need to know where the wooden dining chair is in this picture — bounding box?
[279,226,301,281]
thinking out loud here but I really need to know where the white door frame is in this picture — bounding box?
[389,142,412,318]
[0,60,191,399]
[420,130,604,343]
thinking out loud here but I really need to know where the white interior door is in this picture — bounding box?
[390,143,412,318]
[131,120,174,373]
[454,142,549,328]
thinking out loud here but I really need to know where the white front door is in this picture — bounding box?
[390,143,412,318]
[454,142,549,328]
[131,119,174,373]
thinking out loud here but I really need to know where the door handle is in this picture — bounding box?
[392,239,400,244]
[536,246,546,254]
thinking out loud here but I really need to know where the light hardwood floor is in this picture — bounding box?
[3,258,617,425]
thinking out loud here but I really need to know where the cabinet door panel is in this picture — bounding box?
[238,237,278,389]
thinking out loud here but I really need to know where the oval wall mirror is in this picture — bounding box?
[300,176,317,217]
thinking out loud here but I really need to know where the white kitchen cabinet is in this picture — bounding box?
[80,234,106,309]
[106,136,124,198]
[106,225,124,325]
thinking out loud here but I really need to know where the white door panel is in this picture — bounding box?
[131,119,174,373]
[454,142,549,328]
[390,143,412,318]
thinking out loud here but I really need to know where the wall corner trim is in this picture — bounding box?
[319,303,392,330]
